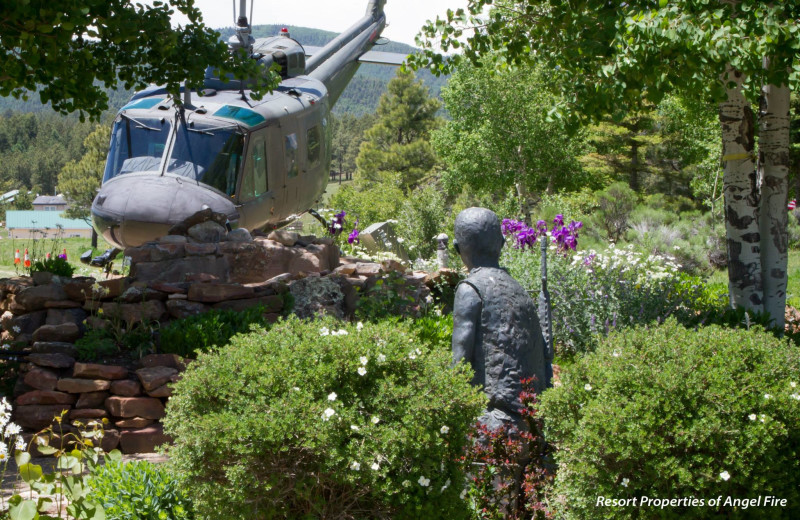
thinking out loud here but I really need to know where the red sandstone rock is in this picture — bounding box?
[135,367,178,392]
[115,417,154,428]
[15,285,68,312]
[44,300,82,309]
[101,428,121,452]
[31,341,78,356]
[23,366,59,391]
[139,354,184,370]
[119,424,171,454]
[187,283,254,303]
[57,378,111,393]
[110,379,142,397]
[14,405,72,430]
[211,294,283,313]
[75,391,110,409]
[105,397,165,419]
[26,353,75,369]
[69,408,108,420]
[72,363,128,380]
[147,384,172,398]
[16,390,76,406]
[32,323,80,343]
[96,278,130,299]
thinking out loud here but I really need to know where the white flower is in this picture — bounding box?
[371,462,380,471]
[791,394,800,401]
[12,326,20,334]
[418,476,430,487]
[14,437,24,451]
[356,322,364,331]
[612,350,620,357]
[764,393,772,399]
[408,352,417,360]
[334,223,342,230]
[425,294,433,304]
[415,348,422,355]
[377,354,386,363]
[351,425,359,431]
[397,237,405,243]
[371,416,380,424]
[331,329,348,336]
[440,426,449,434]
[0,443,6,457]
[460,489,467,500]
[720,471,730,481]
[621,478,629,487]
[791,382,797,388]
[4,423,21,438]
[760,414,766,423]
[320,327,330,336]
[748,414,757,421]
[441,479,451,492]
[350,461,360,471]
[584,384,592,391]
[357,366,367,376]
[0,344,9,350]
[359,356,368,365]
[292,387,300,392]
[322,408,336,421]
[35,436,47,446]
[327,392,337,401]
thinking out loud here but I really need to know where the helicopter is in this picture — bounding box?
[88,0,405,263]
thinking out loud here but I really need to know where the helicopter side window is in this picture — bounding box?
[285,133,298,178]
[168,123,244,197]
[307,126,321,166]
[241,139,268,201]
[103,116,170,182]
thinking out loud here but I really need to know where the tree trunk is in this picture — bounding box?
[757,77,790,329]
[719,67,763,313]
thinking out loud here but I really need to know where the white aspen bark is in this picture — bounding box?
[757,75,790,330]
[719,67,763,313]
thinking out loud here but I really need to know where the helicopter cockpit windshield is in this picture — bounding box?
[103,115,171,182]
[167,120,244,198]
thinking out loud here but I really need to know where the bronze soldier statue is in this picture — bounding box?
[451,207,547,430]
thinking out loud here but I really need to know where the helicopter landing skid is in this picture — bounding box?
[308,209,328,228]
[80,248,121,268]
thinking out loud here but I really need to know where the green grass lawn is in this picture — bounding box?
[0,233,114,278]
[707,248,800,308]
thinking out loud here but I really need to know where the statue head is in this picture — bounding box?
[454,207,505,270]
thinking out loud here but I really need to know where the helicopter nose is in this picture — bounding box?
[91,173,239,249]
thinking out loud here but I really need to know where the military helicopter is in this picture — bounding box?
[88,0,404,263]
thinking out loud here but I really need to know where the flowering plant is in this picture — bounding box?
[502,215,582,254]
[164,316,486,519]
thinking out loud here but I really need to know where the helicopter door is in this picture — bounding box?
[237,132,277,230]
[281,119,301,214]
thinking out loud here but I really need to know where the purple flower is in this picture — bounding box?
[553,214,564,227]
[536,220,548,237]
[348,220,360,245]
[328,210,347,236]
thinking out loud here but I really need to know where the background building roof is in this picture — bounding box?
[6,210,91,230]
[32,195,67,205]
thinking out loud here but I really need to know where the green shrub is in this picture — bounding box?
[592,182,637,242]
[89,460,194,520]
[31,256,75,278]
[503,243,703,355]
[397,184,448,260]
[539,319,800,519]
[163,316,485,519]
[157,305,270,358]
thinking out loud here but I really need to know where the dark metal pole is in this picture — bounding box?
[538,238,554,387]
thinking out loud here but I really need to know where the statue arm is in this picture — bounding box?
[452,283,481,367]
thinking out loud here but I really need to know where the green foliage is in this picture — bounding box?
[397,184,448,260]
[503,243,703,355]
[30,256,75,278]
[89,460,194,520]
[434,59,589,197]
[74,320,158,361]
[157,306,271,358]
[7,417,113,520]
[75,328,118,362]
[591,182,637,242]
[355,272,421,321]
[328,175,405,227]
[355,69,441,193]
[0,1,278,119]
[164,316,485,519]
[58,125,110,222]
[540,319,800,519]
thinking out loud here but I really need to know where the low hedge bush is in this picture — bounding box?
[539,319,800,519]
[163,316,485,519]
[89,459,194,520]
